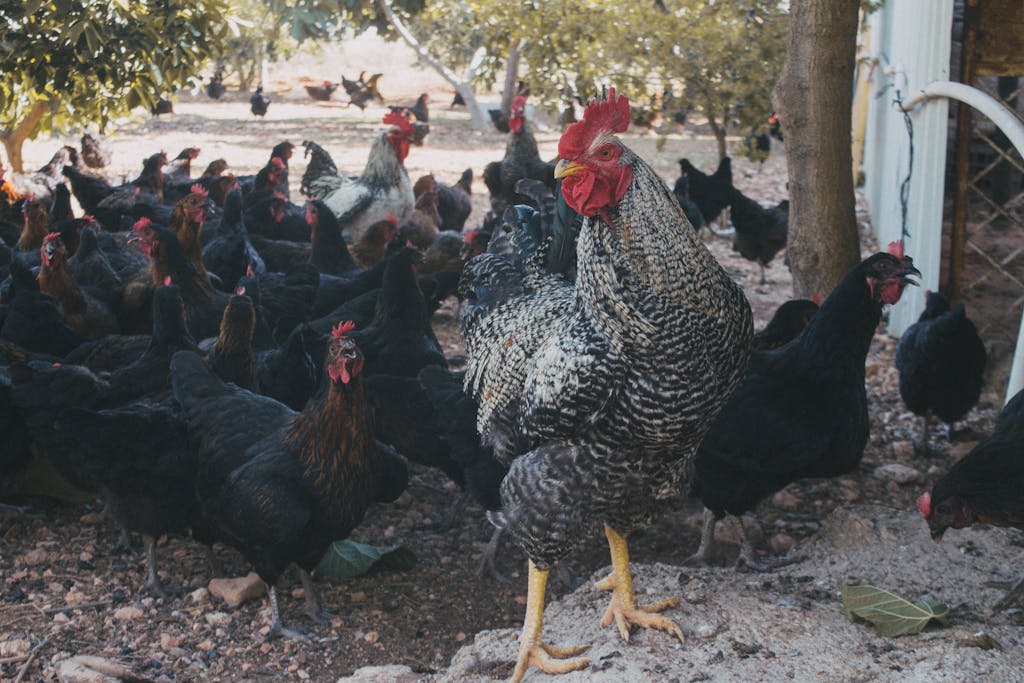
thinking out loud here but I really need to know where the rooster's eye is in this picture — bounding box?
[599,147,612,159]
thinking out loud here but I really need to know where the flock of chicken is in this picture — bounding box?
[0,87,1020,682]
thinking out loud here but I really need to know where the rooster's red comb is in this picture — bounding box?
[558,88,630,160]
[916,492,931,519]
[270,157,285,169]
[189,183,208,197]
[236,286,246,296]
[385,213,399,226]
[332,320,357,339]
[246,264,255,277]
[887,241,905,258]
[132,217,153,231]
[811,294,823,305]
[83,214,95,223]
[383,110,415,137]
[163,275,173,286]
[43,232,62,245]
[511,95,527,112]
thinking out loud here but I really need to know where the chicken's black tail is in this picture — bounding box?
[170,350,229,410]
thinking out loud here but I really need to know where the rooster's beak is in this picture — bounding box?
[554,159,583,179]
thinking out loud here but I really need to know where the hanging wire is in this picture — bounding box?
[894,89,914,244]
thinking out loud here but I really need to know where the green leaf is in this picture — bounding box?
[841,585,951,637]
[315,540,416,580]
[13,456,93,504]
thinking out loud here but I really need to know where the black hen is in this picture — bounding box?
[896,291,987,446]
[752,298,820,351]
[250,85,270,117]
[728,188,789,285]
[678,156,732,226]
[691,248,921,568]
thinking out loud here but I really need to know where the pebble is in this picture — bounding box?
[79,512,103,524]
[113,606,144,621]
[64,588,90,606]
[771,489,801,511]
[53,612,70,624]
[197,639,216,652]
[455,632,466,642]
[189,587,210,604]
[21,548,48,566]
[890,441,915,459]
[350,591,367,603]
[0,639,31,657]
[363,630,380,644]
[205,611,232,626]
[874,463,922,484]
[769,533,796,554]
[208,572,265,608]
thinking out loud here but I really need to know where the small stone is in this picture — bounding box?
[53,612,70,624]
[297,670,310,680]
[696,623,717,639]
[21,548,48,566]
[771,489,800,511]
[514,595,527,605]
[455,632,466,642]
[64,588,90,606]
[0,639,31,657]
[873,463,922,485]
[336,665,422,683]
[383,526,396,539]
[363,630,380,644]
[349,591,367,603]
[891,441,915,459]
[79,551,94,563]
[208,573,265,608]
[160,633,182,653]
[205,611,231,626]
[189,588,210,605]
[197,639,216,652]
[79,512,103,524]
[769,533,795,554]
[291,588,305,600]
[113,606,144,621]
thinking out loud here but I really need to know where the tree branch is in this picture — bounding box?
[0,100,50,173]
[376,0,488,132]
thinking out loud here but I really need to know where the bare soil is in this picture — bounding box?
[2,36,1017,683]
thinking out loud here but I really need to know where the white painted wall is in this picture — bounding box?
[862,0,954,336]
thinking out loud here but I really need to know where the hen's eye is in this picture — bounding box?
[599,148,612,159]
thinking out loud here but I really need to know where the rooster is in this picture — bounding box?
[171,322,408,640]
[301,112,416,244]
[462,90,752,681]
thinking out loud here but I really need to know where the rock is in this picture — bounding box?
[337,665,420,683]
[363,630,380,644]
[769,533,795,554]
[57,655,153,683]
[189,587,210,605]
[21,547,48,566]
[112,606,144,621]
[873,463,922,485]
[208,573,265,608]
[0,639,31,657]
[771,489,801,511]
[160,633,182,653]
[197,639,216,652]
[890,441,915,459]
[349,591,367,603]
[205,611,232,626]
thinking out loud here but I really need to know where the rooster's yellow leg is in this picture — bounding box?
[595,523,685,643]
[510,560,591,683]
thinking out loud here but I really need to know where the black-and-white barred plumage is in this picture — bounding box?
[462,142,753,569]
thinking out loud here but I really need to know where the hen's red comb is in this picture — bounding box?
[163,275,172,286]
[133,217,153,231]
[916,492,931,518]
[558,88,630,160]
[887,241,905,258]
[463,229,479,245]
[236,286,246,296]
[386,213,399,226]
[246,264,255,278]
[332,320,357,338]
[43,232,62,245]
[189,183,208,197]
[811,294,823,305]
[511,95,527,111]
[383,110,415,136]
[83,214,95,223]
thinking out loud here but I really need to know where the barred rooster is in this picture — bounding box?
[301,112,416,244]
[461,90,752,681]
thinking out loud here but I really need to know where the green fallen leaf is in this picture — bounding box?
[841,585,950,637]
[315,540,416,580]
[13,456,92,504]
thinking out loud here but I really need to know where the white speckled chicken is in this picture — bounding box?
[300,112,416,244]
[461,90,753,681]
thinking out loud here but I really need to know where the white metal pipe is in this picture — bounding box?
[899,81,1024,405]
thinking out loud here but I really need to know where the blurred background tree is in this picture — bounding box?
[0,0,236,172]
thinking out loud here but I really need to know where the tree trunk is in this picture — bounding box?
[0,100,50,173]
[707,116,728,161]
[500,43,521,113]
[773,0,860,299]
[377,0,488,132]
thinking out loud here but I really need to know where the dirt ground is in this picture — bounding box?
[2,36,1018,683]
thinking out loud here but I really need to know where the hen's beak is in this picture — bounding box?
[554,159,583,179]
[901,263,922,287]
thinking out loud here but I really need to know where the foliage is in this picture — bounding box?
[315,539,416,579]
[0,0,237,169]
[400,0,786,146]
[841,584,950,637]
